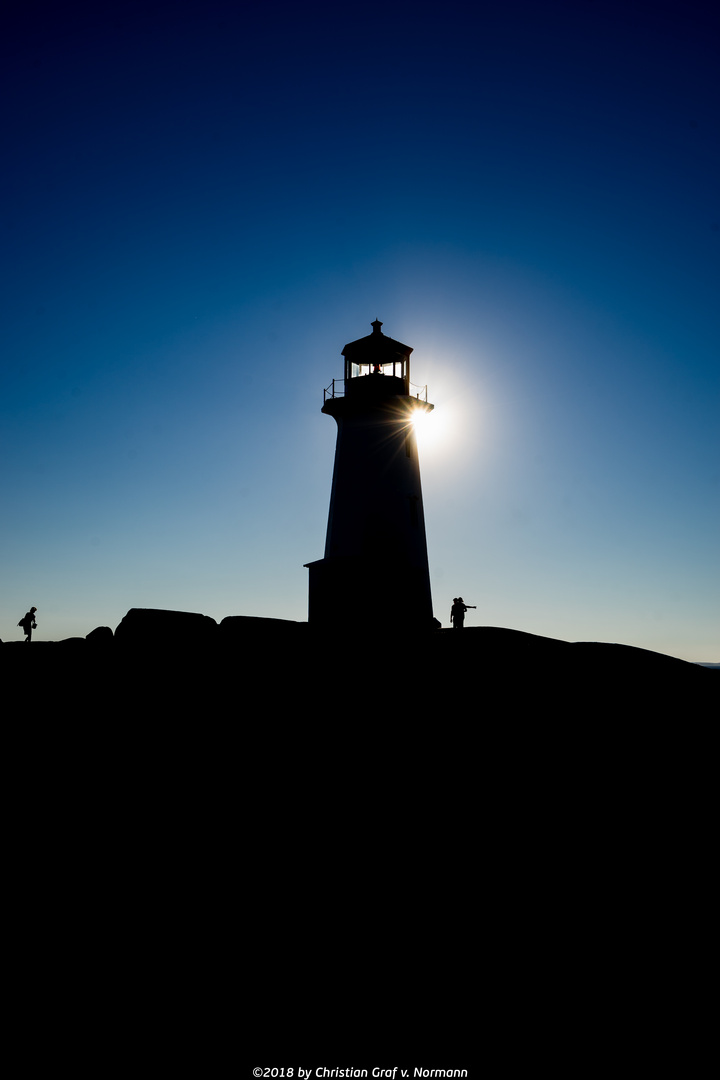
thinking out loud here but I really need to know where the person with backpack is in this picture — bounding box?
[18,606,38,643]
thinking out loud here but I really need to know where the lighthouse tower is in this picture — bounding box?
[305,320,435,631]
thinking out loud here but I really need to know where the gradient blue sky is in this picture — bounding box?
[2,0,718,660]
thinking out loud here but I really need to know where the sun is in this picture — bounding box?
[408,397,467,462]
[410,403,444,454]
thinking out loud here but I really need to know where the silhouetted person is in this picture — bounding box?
[18,606,37,643]
[450,597,475,629]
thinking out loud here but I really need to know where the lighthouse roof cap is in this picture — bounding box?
[341,319,413,360]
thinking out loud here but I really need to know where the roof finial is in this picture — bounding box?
[371,318,383,334]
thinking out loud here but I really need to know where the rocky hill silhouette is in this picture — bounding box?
[3,606,713,1065]
[2,607,714,718]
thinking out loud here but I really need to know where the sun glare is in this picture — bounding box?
[411,403,450,457]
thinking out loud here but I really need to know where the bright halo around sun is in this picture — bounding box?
[410,403,449,456]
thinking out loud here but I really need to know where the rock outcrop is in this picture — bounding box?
[114,608,218,647]
[2,613,714,719]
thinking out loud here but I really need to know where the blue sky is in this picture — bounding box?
[2,0,718,660]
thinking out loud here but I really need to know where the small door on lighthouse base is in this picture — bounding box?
[305,320,435,633]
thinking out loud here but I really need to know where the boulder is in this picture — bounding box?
[86,625,114,645]
[114,608,218,647]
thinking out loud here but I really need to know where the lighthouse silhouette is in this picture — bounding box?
[305,320,436,631]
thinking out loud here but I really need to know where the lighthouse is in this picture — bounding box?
[305,320,435,631]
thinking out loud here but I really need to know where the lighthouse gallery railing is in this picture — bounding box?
[323,378,429,403]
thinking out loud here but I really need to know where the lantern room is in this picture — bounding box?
[342,317,410,393]
[323,319,431,405]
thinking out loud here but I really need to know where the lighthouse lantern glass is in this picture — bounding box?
[348,359,407,380]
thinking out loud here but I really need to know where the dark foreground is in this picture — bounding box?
[3,611,715,1062]
[3,612,714,718]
